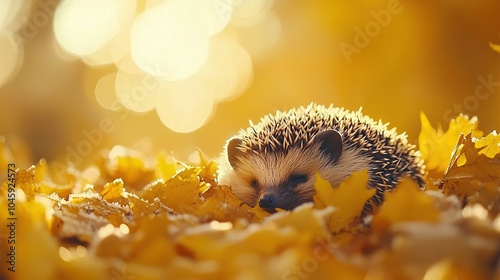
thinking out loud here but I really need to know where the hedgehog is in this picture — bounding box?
[217,103,425,213]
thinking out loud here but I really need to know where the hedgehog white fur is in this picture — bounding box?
[217,103,424,212]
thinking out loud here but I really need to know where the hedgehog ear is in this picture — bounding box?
[227,138,244,169]
[311,130,343,164]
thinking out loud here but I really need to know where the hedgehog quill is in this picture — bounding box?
[217,103,425,213]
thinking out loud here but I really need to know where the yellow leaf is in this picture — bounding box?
[53,191,131,241]
[268,203,331,238]
[372,178,439,233]
[490,41,500,53]
[155,151,177,180]
[128,193,160,215]
[424,259,487,280]
[141,168,203,214]
[16,167,37,201]
[39,181,73,199]
[199,185,260,222]
[252,204,272,220]
[313,170,375,233]
[178,225,299,261]
[0,136,12,168]
[474,131,500,158]
[11,199,61,280]
[312,174,331,209]
[105,147,155,190]
[100,178,124,201]
[195,161,219,194]
[441,132,500,211]
[235,227,300,257]
[418,112,482,178]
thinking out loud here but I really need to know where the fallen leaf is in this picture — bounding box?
[372,178,440,233]
[419,113,482,178]
[474,131,500,159]
[199,185,260,222]
[141,169,203,214]
[441,132,500,214]
[103,146,155,190]
[100,178,124,201]
[155,151,177,180]
[313,170,375,233]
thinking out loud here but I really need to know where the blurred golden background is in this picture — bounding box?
[1,0,499,177]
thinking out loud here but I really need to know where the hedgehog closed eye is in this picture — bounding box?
[288,174,308,185]
[250,179,259,189]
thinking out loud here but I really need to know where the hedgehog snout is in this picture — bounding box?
[257,188,311,213]
[259,194,276,209]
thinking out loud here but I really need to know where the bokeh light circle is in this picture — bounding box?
[115,71,158,113]
[95,73,121,111]
[130,0,210,81]
[54,0,121,56]
[156,82,214,133]
[200,37,253,101]
[0,0,31,32]
[0,31,22,88]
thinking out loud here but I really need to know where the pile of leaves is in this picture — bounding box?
[1,114,500,280]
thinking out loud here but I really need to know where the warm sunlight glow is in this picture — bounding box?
[156,81,214,133]
[49,0,279,132]
[130,0,210,81]
[95,73,120,111]
[54,0,121,56]
[199,38,253,101]
[0,32,21,87]
[115,71,158,112]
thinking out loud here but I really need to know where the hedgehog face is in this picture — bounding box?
[219,130,344,212]
[225,148,321,210]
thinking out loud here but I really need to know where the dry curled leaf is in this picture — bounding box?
[15,167,37,201]
[141,169,203,214]
[102,146,156,189]
[99,178,125,202]
[199,184,261,222]
[419,112,483,178]
[440,132,500,214]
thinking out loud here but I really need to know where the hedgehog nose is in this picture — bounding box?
[259,194,276,209]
